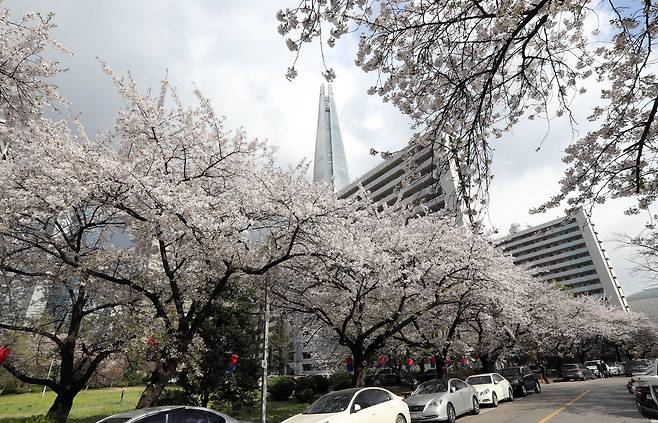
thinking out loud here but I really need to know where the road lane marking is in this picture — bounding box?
[536,389,590,423]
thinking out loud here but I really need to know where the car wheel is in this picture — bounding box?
[447,403,457,423]
[395,414,406,423]
[520,384,527,396]
[492,392,498,407]
[535,382,541,393]
[508,387,514,401]
[471,396,480,415]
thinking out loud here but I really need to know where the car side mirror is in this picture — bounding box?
[450,386,457,393]
[352,404,362,413]
[493,380,498,385]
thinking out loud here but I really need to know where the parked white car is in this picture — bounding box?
[404,378,479,423]
[465,373,514,407]
[282,387,410,423]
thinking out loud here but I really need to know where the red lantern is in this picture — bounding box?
[225,353,239,374]
[0,347,10,365]
[430,356,437,365]
[229,354,239,366]
[146,337,159,348]
[406,358,414,367]
[378,355,387,367]
[346,357,354,373]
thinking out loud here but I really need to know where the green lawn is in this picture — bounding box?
[0,388,309,423]
[0,387,143,423]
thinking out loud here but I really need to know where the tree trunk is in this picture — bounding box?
[46,390,76,423]
[435,356,447,380]
[352,357,368,387]
[480,353,498,373]
[136,357,178,408]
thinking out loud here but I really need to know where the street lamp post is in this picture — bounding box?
[260,280,270,423]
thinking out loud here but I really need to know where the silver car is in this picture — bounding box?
[95,406,238,423]
[405,378,479,423]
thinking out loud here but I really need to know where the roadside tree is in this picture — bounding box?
[277,207,526,386]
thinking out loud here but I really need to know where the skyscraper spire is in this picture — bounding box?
[313,83,350,191]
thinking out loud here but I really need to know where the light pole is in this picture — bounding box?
[41,359,54,398]
[260,279,271,423]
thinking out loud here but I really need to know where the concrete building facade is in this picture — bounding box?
[338,141,475,225]
[496,209,628,309]
[627,286,658,323]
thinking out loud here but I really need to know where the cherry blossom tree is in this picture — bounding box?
[278,0,658,220]
[0,2,66,159]
[0,119,149,422]
[397,247,539,375]
[276,206,530,386]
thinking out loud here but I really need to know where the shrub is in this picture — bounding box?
[294,388,316,403]
[310,375,329,394]
[294,377,320,402]
[268,376,296,401]
[329,371,353,390]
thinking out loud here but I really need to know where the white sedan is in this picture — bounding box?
[282,387,411,423]
[465,373,513,407]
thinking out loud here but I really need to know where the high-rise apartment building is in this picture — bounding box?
[338,141,475,225]
[496,209,628,309]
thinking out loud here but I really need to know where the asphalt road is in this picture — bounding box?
[456,376,653,423]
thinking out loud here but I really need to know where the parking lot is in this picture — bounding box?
[451,377,653,423]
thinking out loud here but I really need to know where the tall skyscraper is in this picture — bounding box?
[313,84,350,191]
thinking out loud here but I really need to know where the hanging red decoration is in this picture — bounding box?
[378,355,387,367]
[406,358,414,367]
[430,356,437,365]
[146,337,159,348]
[0,347,10,365]
[225,353,239,374]
[346,356,354,373]
[229,354,239,366]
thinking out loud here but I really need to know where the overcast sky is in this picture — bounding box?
[6,0,654,295]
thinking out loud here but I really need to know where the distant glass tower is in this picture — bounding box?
[313,84,350,191]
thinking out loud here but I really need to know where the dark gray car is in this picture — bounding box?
[560,363,595,381]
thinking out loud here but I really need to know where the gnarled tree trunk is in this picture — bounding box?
[136,357,178,408]
[46,389,76,423]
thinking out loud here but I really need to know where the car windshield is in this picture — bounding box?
[500,368,520,377]
[303,391,355,414]
[583,361,598,366]
[562,364,578,369]
[414,381,448,395]
[627,361,646,367]
[466,375,492,385]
